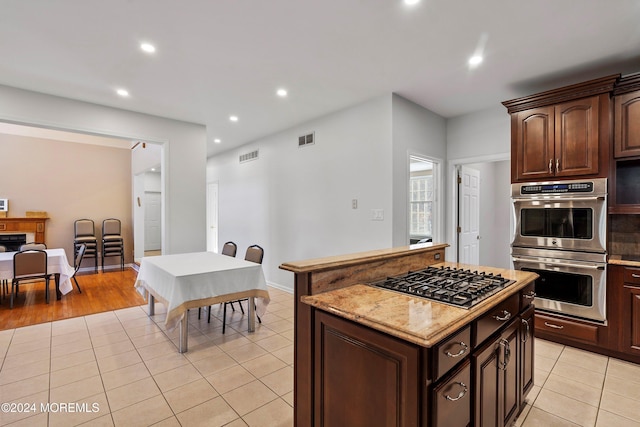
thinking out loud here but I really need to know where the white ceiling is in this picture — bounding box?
[1,0,639,156]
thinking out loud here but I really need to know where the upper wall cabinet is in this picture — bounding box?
[614,73,640,158]
[503,75,619,183]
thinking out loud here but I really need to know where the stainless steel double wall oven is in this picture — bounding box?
[511,178,607,323]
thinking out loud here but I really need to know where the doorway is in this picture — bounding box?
[448,155,511,268]
[207,182,219,252]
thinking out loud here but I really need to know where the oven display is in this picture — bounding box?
[521,182,594,194]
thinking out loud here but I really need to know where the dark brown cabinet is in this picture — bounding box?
[503,74,618,183]
[473,319,519,427]
[510,96,602,181]
[610,74,640,212]
[609,265,640,358]
[314,310,420,427]
[614,80,640,158]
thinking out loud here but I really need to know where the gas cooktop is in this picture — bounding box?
[370,266,514,309]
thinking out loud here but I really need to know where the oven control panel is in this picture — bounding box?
[520,182,593,195]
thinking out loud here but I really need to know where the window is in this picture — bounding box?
[409,156,434,243]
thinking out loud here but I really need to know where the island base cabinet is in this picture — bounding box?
[474,319,520,427]
[313,311,420,427]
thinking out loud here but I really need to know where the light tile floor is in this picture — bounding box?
[0,287,294,427]
[1,287,639,426]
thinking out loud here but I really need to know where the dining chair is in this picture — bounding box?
[71,243,86,293]
[222,244,264,333]
[74,219,98,273]
[102,218,124,271]
[19,242,46,251]
[11,249,51,308]
[200,241,238,323]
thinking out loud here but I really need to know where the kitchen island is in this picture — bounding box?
[280,243,538,427]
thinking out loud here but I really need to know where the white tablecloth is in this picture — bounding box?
[135,251,270,330]
[0,248,76,295]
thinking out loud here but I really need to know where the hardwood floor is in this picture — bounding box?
[0,268,144,330]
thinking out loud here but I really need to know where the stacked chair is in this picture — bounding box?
[102,218,124,271]
[74,219,98,272]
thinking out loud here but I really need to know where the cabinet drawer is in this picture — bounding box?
[474,293,520,348]
[432,326,471,380]
[535,313,599,345]
[520,282,536,310]
[432,360,471,427]
[623,267,640,285]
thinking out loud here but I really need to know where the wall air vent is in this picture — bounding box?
[298,132,315,147]
[239,149,259,163]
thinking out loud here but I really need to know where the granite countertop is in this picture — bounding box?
[608,255,640,268]
[301,262,538,348]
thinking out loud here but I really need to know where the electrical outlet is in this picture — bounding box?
[371,209,384,221]
[352,199,358,209]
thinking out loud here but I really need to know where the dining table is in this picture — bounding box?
[134,251,270,353]
[0,248,76,300]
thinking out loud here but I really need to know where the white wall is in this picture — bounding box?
[391,94,447,247]
[445,105,511,261]
[446,105,510,160]
[0,84,207,255]
[208,95,394,290]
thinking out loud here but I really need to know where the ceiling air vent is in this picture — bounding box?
[239,149,259,163]
[298,132,315,147]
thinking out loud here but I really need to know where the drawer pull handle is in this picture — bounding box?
[521,319,530,343]
[632,274,640,278]
[548,159,553,174]
[493,310,511,322]
[544,322,564,330]
[523,291,536,299]
[444,382,468,401]
[499,338,511,370]
[445,342,468,358]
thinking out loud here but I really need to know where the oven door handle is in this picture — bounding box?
[512,257,605,270]
[512,196,605,202]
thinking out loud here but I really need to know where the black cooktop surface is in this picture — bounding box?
[370,266,514,308]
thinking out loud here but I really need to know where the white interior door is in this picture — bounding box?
[207,182,219,252]
[458,166,480,264]
[144,191,161,251]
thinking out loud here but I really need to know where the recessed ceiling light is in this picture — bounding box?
[229,115,239,122]
[116,88,129,97]
[468,55,483,67]
[214,138,221,144]
[276,88,288,97]
[140,43,156,53]
[404,0,420,5]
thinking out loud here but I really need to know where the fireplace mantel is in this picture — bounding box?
[0,217,49,244]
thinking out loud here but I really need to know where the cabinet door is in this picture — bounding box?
[555,96,599,177]
[622,284,640,356]
[513,107,555,181]
[519,306,535,404]
[501,321,520,427]
[474,336,501,427]
[614,90,640,158]
[314,311,420,427]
